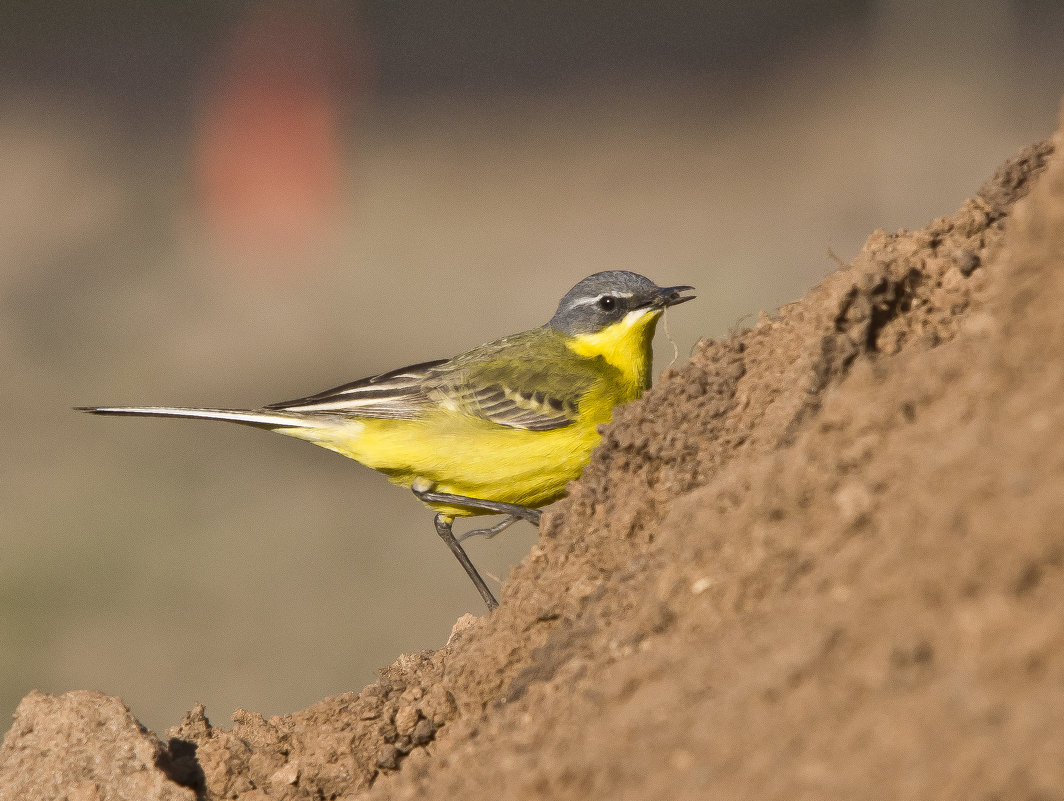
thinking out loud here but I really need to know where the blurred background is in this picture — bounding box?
[1,1,1061,734]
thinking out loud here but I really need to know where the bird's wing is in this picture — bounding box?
[264,359,447,419]
[426,330,603,431]
[264,329,606,430]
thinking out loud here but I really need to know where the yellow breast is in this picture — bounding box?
[563,307,662,396]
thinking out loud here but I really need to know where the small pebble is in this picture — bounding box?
[375,744,400,770]
[953,248,980,277]
[411,718,437,746]
[691,577,713,594]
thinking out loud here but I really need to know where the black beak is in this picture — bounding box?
[652,285,696,308]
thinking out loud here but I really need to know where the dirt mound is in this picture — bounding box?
[2,112,1061,799]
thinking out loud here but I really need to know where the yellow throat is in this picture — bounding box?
[564,307,662,393]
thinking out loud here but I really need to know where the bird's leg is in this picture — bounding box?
[432,514,499,611]
[411,484,544,610]
[457,515,518,543]
[411,487,542,526]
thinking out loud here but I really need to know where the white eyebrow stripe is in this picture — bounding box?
[569,291,635,307]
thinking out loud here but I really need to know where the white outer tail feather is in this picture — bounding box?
[78,406,323,429]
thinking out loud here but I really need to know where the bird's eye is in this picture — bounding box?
[598,295,617,311]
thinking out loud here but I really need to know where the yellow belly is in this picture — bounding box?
[282,409,606,517]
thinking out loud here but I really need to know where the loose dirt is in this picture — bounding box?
[2,110,1062,800]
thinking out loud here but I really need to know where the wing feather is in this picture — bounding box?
[264,359,446,419]
[424,330,606,431]
[261,329,607,431]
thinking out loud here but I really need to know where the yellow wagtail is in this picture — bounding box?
[78,271,694,610]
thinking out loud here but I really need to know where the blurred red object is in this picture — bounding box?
[194,4,367,274]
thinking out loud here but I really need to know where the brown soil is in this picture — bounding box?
[3,110,1063,801]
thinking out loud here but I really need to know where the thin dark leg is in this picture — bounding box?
[458,515,518,543]
[433,514,499,611]
[412,489,542,525]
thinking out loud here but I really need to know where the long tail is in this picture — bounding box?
[74,406,323,429]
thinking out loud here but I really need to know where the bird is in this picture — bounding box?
[78,270,695,610]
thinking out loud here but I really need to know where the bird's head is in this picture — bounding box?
[547,271,695,388]
[548,270,695,337]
